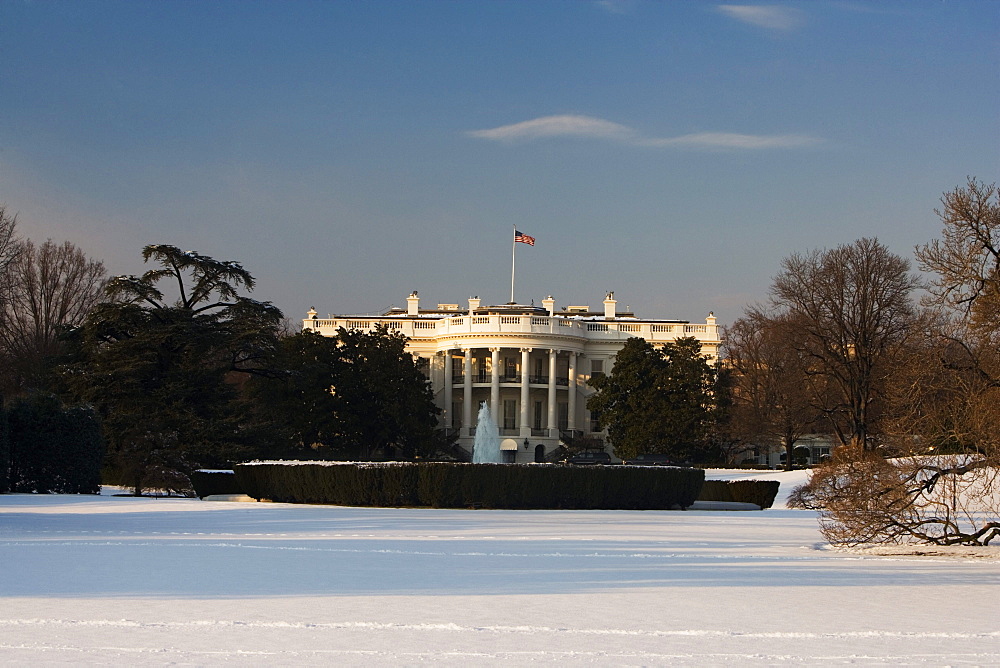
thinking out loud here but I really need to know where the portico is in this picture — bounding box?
[441,346,579,438]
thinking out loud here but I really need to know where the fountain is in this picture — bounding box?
[472,402,503,463]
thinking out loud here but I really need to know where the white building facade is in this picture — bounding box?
[303,292,721,463]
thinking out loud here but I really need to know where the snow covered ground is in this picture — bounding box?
[2,469,999,666]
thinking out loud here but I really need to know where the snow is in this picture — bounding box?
[2,470,998,666]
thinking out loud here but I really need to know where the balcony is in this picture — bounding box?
[302,313,719,347]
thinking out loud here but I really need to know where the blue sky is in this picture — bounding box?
[2,1,997,323]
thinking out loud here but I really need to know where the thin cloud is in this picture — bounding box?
[594,0,636,15]
[466,115,635,142]
[642,132,821,149]
[468,115,822,151]
[717,5,805,30]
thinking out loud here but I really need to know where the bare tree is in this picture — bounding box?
[723,308,819,469]
[790,182,1000,546]
[0,206,18,275]
[771,238,919,450]
[916,177,1000,333]
[0,238,107,395]
[794,448,999,546]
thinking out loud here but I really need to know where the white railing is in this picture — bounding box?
[303,314,719,344]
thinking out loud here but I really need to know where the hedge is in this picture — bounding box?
[5,394,103,494]
[698,479,780,509]
[189,470,244,499]
[234,461,705,510]
[0,402,8,494]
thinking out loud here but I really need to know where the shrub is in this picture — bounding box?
[792,449,1000,545]
[235,461,705,510]
[0,401,8,493]
[189,470,243,498]
[6,394,103,494]
[698,479,780,509]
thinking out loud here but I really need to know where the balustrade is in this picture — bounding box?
[305,313,719,346]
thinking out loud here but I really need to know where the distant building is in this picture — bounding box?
[303,292,721,463]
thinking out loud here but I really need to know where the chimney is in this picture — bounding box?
[407,291,420,317]
[468,296,481,315]
[603,291,617,320]
[542,295,556,316]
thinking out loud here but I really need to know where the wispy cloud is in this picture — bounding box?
[467,115,822,150]
[467,115,636,142]
[717,5,805,30]
[641,132,820,149]
[593,0,635,15]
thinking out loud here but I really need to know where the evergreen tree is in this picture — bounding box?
[62,245,282,494]
[587,336,717,462]
[248,327,442,460]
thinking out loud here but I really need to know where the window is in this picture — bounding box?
[451,402,462,429]
[591,359,604,378]
[589,409,602,433]
[503,399,517,430]
[558,403,568,431]
[533,401,544,430]
[531,357,549,384]
[505,358,517,380]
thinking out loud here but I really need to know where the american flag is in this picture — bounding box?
[514,230,535,246]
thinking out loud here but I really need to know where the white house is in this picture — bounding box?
[303,292,721,463]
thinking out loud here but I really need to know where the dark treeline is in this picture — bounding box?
[0,218,446,495]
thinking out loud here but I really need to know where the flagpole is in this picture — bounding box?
[510,224,516,303]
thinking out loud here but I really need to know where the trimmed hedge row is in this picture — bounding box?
[698,479,780,509]
[189,470,243,499]
[4,394,103,494]
[234,462,705,510]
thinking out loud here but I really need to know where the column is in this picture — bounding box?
[567,351,577,432]
[519,348,531,437]
[547,349,557,437]
[463,348,473,437]
[443,350,453,430]
[490,347,500,417]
